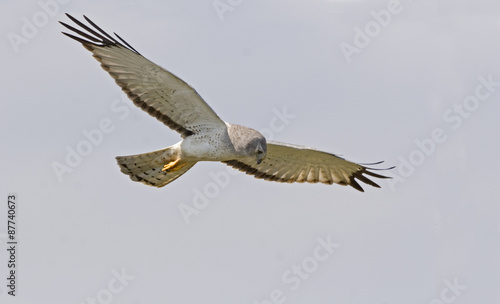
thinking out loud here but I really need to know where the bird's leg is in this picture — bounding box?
[162,158,181,172]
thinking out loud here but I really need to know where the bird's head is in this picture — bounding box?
[228,124,267,164]
[243,133,267,164]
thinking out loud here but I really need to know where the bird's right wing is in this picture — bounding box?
[223,141,393,192]
[60,14,225,138]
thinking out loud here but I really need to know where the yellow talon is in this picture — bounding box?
[162,158,180,172]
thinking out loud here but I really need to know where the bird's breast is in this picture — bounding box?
[180,132,238,161]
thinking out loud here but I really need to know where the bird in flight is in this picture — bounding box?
[60,14,393,192]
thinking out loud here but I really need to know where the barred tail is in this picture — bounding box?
[116,147,196,187]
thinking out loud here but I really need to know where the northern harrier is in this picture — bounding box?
[60,14,392,192]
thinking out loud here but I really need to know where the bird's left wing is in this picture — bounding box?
[223,141,393,192]
[60,14,225,138]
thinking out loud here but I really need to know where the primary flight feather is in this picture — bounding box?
[60,14,393,192]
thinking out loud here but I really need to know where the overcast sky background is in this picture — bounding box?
[1,0,500,303]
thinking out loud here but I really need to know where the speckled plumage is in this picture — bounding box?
[61,14,392,191]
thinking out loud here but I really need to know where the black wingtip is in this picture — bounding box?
[60,13,142,55]
[360,160,385,166]
[348,161,395,191]
[349,178,365,192]
[114,32,141,55]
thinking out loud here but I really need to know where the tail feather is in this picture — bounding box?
[116,147,195,187]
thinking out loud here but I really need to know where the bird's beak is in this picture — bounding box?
[256,153,264,165]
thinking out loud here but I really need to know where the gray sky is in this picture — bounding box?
[1,0,500,303]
